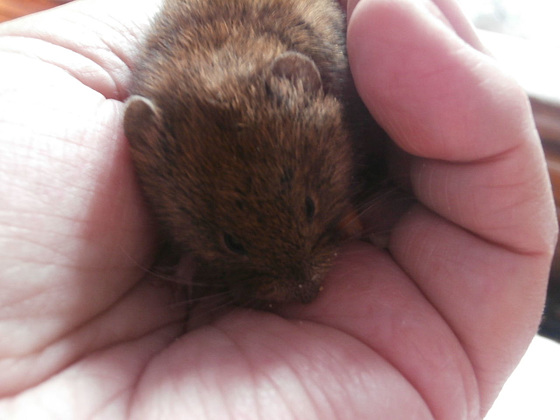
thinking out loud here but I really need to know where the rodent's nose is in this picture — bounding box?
[287,263,330,303]
[295,281,323,303]
[291,273,325,303]
[251,274,324,304]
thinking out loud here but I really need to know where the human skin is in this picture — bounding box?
[0,0,556,418]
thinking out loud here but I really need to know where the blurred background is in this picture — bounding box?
[457,0,560,47]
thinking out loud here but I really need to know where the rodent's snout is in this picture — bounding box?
[249,271,326,304]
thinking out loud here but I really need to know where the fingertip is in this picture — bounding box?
[347,0,531,161]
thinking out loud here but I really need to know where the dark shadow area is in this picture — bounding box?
[539,275,560,343]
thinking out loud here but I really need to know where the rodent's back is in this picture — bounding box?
[131,0,348,102]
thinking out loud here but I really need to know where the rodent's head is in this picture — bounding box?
[124,52,359,304]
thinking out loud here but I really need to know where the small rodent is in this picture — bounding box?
[124,0,386,306]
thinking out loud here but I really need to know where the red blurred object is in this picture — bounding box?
[0,0,62,23]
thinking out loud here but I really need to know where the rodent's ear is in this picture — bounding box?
[123,95,162,146]
[270,52,322,93]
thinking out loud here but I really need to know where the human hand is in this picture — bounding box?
[0,0,556,418]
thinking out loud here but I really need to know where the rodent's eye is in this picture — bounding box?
[223,233,247,255]
[305,196,316,222]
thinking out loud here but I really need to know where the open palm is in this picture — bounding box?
[0,0,556,418]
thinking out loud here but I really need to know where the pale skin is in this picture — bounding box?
[0,0,557,418]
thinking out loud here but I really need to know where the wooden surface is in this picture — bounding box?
[3,0,560,277]
[0,0,64,23]
[541,119,560,280]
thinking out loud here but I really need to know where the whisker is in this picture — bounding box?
[340,180,417,246]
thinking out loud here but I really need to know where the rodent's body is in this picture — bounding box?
[124,0,379,304]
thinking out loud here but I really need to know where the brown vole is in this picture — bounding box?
[124,0,386,306]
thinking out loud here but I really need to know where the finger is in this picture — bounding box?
[348,0,531,160]
[347,0,556,254]
[346,0,557,411]
[347,0,556,255]
[345,0,484,51]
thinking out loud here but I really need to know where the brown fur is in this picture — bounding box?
[124,0,385,304]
